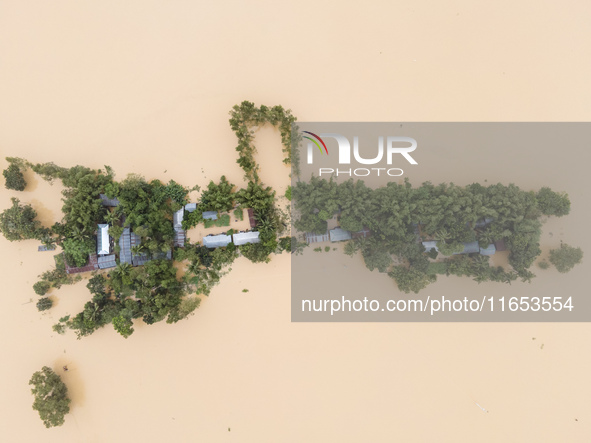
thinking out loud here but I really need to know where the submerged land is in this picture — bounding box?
[1,2,590,441]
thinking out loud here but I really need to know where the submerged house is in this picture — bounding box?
[474,217,494,229]
[118,227,133,265]
[455,241,480,255]
[97,254,117,269]
[232,231,260,246]
[305,231,330,244]
[99,194,120,207]
[203,234,232,248]
[479,243,496,256]
[422,240,497,256]
[202,211,218,221]
[97,224,111,255]
[329,228,352,242]
[173,208,186,248]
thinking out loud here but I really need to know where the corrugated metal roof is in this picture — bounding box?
[173,209,184,228]
[185,203,197,212]
[99,194,120,207]
[202,211,218,220]
[97,224,111,255]
[422,241,439,252]
[454,241,480,255]
[203,234,232,248]
[329,228,352,242]
[233,231,260,246]
[479,243,496,256]
[97,254,117,269]
[475,217,494,228]
[119,227,132,265]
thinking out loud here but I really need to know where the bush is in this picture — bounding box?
[324,246,330,252]
[549,244,583,273]
[36,297,53,311]
[536,187,570,217]
[33,281,51,296]
[233,208,244,220]
[537,260,550,270]
[3,163,26,191]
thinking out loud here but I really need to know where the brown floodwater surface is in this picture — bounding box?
[1,1,590,442]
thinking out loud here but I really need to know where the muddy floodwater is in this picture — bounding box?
[1,1,590,442]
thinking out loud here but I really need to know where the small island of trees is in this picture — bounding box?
[1,101,297,339]
[29,366,71,428]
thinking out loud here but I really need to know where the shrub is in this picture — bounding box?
[36,297,53,311]
[549,244,583,273]
[33,281,51,296]
[537,260,550,270]
[3,163,26,191]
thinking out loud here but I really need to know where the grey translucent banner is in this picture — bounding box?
[290,123,590,322]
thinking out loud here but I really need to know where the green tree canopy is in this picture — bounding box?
[536,187,571,217]
[0,198,43,241]
[3,163,26,191]
[29,366,71,428]
[549,243,584,273]
[36,297,53,311]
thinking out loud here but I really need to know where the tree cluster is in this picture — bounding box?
[29,366,71,428]
[293,177,574,293]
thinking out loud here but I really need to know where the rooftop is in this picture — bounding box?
[97,224,111,255]
[233,231,260,246]
[202,211,218,220]
[329,228,352,242]
[97,254,117,269]
[203,234,232,248]
[99,194,120,207]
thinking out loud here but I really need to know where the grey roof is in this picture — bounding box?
[152,250,173,261]
[97,254,117,269]
[203,234,232,248]
[329,228,352,242]
[119,227,132,265]
[130,232,149,266]
[185,203,197,212]
[97,224,111,255]
[475,217,494,228]
[479,243,496,256]
[233,231,260,246]
[202,211,218,220]
[173,209,184,228]
[174,227,186,248]
[99,194,120,207]
[454,241,480,255]
[422,241,439,252]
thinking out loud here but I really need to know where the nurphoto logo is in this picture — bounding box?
[303,128,418,177]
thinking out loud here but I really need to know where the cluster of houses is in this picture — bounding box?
[304,217,507,258]
[66,194,260,274]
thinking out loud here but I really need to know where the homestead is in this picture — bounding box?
[422,240,498,256]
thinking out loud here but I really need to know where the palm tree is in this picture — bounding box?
[131,244,146,256]
[112,263,133,286]
[104,209,120,225]
[434,229,450,243]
